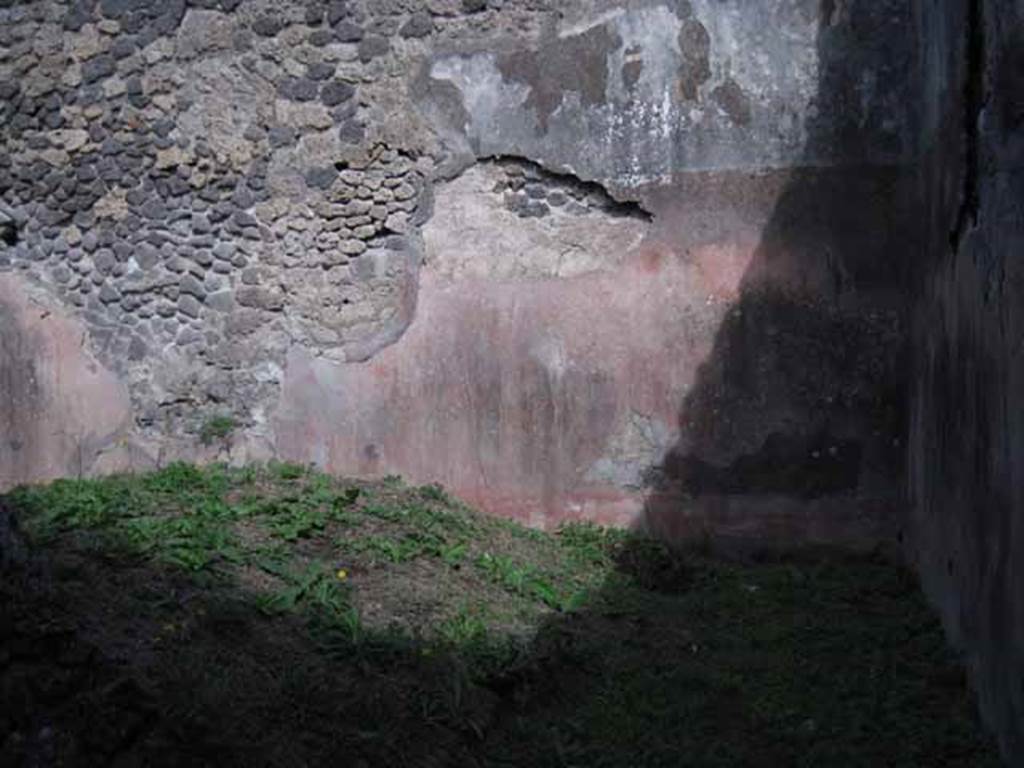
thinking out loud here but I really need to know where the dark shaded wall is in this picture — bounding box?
[641,1,917,550]
[908,0,1024,763]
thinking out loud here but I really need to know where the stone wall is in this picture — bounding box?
[0,0,914,544]
[908,0,1024,762]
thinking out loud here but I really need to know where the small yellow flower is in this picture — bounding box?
[336,569,348,581]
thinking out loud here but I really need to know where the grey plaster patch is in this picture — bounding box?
[423,0,913,188]
[586,411,674,490]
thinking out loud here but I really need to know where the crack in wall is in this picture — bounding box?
[0,223,17,248]
[948,0,987,252]
[0,204,20,248]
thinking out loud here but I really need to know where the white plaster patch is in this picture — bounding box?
[530,335,570,382]
[430,54,532,140]
[605,6,683,103]
[558,9,626,39]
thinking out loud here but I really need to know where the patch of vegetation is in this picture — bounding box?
[266,460,309,481]
[253,481,360,542]
[474,551,566,609]
[199,414,238,447]
[556,520,623,566]
[0,464,1001,768]
[436,604,490,647]
[254,560,352,620]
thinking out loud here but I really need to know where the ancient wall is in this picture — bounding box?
[0,0,914,545]
[3,0,1022,759]
[907,0,1024,762]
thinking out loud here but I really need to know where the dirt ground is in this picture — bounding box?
[0,466,1004,767]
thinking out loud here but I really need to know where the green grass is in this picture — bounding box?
[1,463,1002,767]
[199,414,238,447]
[474,551,567,609]
[253,559,351,619]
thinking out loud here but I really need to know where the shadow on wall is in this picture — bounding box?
[502,0,996,760]
[640,0,916,553]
